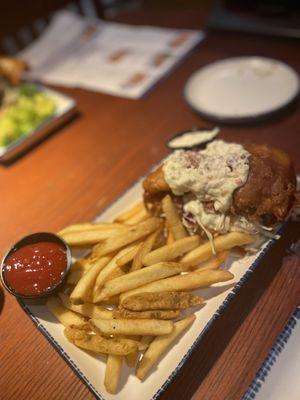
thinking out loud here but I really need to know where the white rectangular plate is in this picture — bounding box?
[20,176,276,400]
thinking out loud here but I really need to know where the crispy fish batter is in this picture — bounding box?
[113,308,180,320]
[64,326,144,355]
[233,144,297,224]
[143,167,169,195]
[121,291,203,311]
[143,144,298,226]
[64,326,88,342]
[143,167,170,214]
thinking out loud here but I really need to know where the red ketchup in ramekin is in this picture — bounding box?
[1,233,71,299]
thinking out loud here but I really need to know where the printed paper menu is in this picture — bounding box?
[20,11,204,99]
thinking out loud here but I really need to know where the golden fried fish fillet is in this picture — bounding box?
[143,167,170,214]
[143,143,298,226]
[143,167,170,194]
[233,144,297,225]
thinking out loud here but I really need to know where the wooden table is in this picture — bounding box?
[1,7,299,400]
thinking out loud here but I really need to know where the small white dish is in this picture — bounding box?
[184,57,300,123]
[167,126,219,149]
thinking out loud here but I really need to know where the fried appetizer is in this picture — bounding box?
[143,140,298,236]
[0,56,29,86]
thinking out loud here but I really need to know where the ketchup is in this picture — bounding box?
[2,241,67,296]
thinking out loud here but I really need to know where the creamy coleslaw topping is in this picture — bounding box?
[163,140,251,233]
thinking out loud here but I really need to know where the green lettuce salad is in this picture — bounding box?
[0,84,56,147]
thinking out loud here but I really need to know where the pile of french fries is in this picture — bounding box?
[47,196,255,394]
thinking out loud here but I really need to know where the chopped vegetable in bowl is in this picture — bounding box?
[0,84,56,147]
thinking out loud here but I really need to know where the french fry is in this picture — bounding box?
[195,253,227,271]
[136,315,196,380]
[120,269,234,303]
[114,202,145,222]
[48,191,259,395]
[143,235,201,266]
[127,335,154,368]
[67,258,94,285]
[58,222,124,236]
[154,228,166,248]
[64,326,91,342]
[131,228,162,271]
[116,242,143,267]
[93,245,138,298]
[72,322,92,331]
[106,266,126,281]
[67,269,85,285]
[162,195,187,240]
[95,262,189,302]
[90,318,174,336]
[70,256,111,304]
[166,227,175,245]
[125,208,149,225]
[77,257,93,270]
[140,335,154,349]
[113,308,181,320]
[124,334,140,367]
[195,251,228,272]
[126,336,153,368]
[46,297,86,327]
[65,327,145,355]
[58,293,113,319]
[99,295,120,305]
[125,350,138,368]
[105,355,123,394]
[60,227,129,246]
[121,292,203,311]
[182,232,255,267]
[70,258,91,271]
[93,217,162,257]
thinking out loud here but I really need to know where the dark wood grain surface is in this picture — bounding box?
[1,6,300,400]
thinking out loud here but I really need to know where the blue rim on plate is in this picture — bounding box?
[242,306,300,400]
[16,162,287,400]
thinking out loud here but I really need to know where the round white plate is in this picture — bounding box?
[184,57,300,123]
